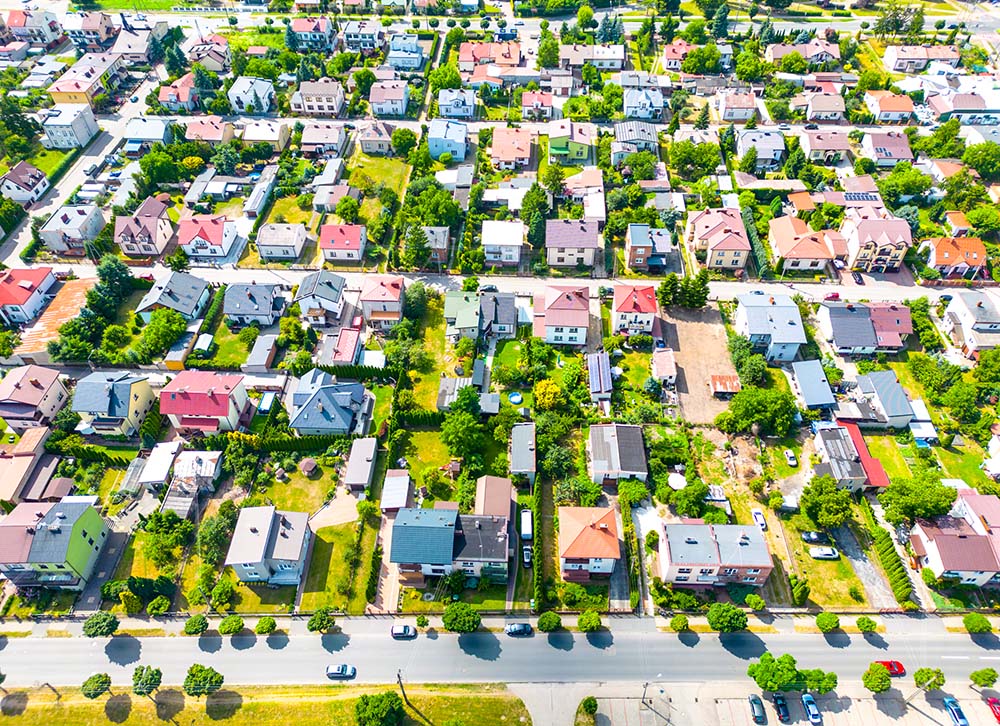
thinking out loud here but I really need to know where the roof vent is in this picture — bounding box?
[250,526,258,533]
[685,537,697,544]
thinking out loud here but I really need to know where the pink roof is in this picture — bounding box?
[204,33,228,46]
[159,371,244,417]
[0,267,51,307]
[158,72,197,103]
[458,41,521,66]
[359,275,404,303]
[613,285,657,314]
[867,303,913,349]
[959,490,1000,531]
[0,503,54,562]
[331,327,360,363]
[185,116,230,143]
[246,46,269,56]
[522,91,552,107]
[689,208,751,253]
[319,224,364,251]
[0,365,60,406]
[491,127,533,163]
[662,39,692,61]
[840,421,890,488]
[533,285,589,335]
[6,10,27,28]
[178,215,227,246]
[291,16,331,33]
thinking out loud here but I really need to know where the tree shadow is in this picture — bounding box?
[457,631,501,661]
[874,689,906,718]
[0,635,8,651]
[198,634,223,653]
[585,630,614,650]
[678,630,700,648]
[862,632,889,650]
[321,633,350,652]
[425,628,439,640]
[547,631,574,651]
[155,689,185,722]
[105,693,132,723]
[972,633,1000,650]
[105,635,142,665]
[719,632,766,660]
[0,693,27,716]
[823,631,851,649]
[231,632,257,651]
[206,690,243,720]
[266,631,289,650]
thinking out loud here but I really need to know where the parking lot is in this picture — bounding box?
[660,305,737,424]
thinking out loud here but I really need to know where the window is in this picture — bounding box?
[677,568,691,574]
[699,568,713,575]
[747,568,760,575]
[675,576,689,582]
[743,576,757,582]
[722,568,737,576]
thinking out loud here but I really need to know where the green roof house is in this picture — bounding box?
[548,120,595,165]
[443,291,481,341]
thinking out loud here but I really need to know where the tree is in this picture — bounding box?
[875,162,931,207]
[711,3,729,38]
[669,140,720,181]
[672,479,709,517]
[669,614,689,632]
[197,501,239,566]
[618,479,650,507]
[218,615,244,635]
[120,589,143,615]
[863,662,892,694]
[542,164,566,198]
[747,653,802,692]
[800,474,853,529]
[856,616,877,634]
[578,610,602,632]
[538,612,562,631]
[706,602,747,632]
[964,612,993,634]
[391,128,417,157]
[801,668,839,694]
[738,147,759,175]
[577,4,594,29]
[132,666,162,698]
[580,696,599,716]
[442,601,481,632]
[538,35,560,68]
[211,144,240,176]
[184,664,224,698]
[681,44,722,74]
[744,594,766,611]
[879,476,956,525]
[255,616,277,635]
[657,275,681,307]
[968,205,1000,236]
[815,612,840,633]
[913,667,946,692]
[694,104,710,130]
[307,607,337,633]
[428,63,462,94]
[963,142,1000,182]
[970,667,999,690]
[184,614,209,636]
[780,51,808,74]
[441,411,485,459]
[735,49,769,82]
[211,578,235,609]
[81,673,112,700]
[736,353,767,387]
[355,692,405,726]
[715,388,799,437]
[83,611,119,638]
[402,225,431,269]
[533,379,565,411]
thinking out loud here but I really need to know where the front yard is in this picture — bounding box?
[409,296,449,409]
[300,523,364,612]
[399,582,508,612]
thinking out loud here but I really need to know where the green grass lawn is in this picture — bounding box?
[300,523,357,612]
[410,296,448,409]
[28,147,72,176]
[219,28,288,51]
[493,338,522,369]
[765,436,804,481]
[863,434,911,481]
[618,350,652,391]
[261,466,332,514]
[3,589,76,619]
[937,440,993,489]
[763,367,790,392]
[221,569,296,614]
[400,583,508,613]
[267,195,312,226]
[401,429,451,483]
[371,384,393,434]
[112,532,165,582]
[781,512,868,608]
[213,197,245,218]
[96,467,132,516]
[348,152,410,199]
[209,321,251,367]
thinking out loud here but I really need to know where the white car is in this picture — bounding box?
[751,509,767,531]
[783,449,798,467]
[809,546,840,560]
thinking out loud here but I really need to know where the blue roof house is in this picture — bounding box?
[428,118,468,161]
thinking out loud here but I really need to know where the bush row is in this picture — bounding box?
[873,527,913,605]
[395,409,446,427]
[317,363,396,382]
[532,487,544,611]
[618,500,640,612]
[366,544,383,603]
[199,285,227,335]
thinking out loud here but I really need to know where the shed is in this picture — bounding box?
[381,469,411,512]
[710,374,742,399]
[791,359,836,409]
[344,437,378,492]
[242,334,278,373]
[587,351,613,402]
[909,398,938,444]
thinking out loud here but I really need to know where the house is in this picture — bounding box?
[228,76,275,114]
[490,127,533,169]
[791,359,835,410]
[587,350,613,403]
[0,40,28,62]
[359,275,405,330]
[224,284,286,327]
[242,334,278,373]
[510,422,536,485]
[856,370,914,428]
[0,161,49,205]
[443,291,481,340]
[927,236,987,278]
[533,285,589,346]
[122,117,172,156]
[945,210,971,237]
[188,34,230,73]
[319,224,367,262]
[944,289,1000,358]
[734,293,806,362]
[841,206,912,272]
[548,120,594,164]
[6,9,62,49]
[177,215,238,259]
[428,118,468,161]
[545,219,601,268]
[736,130,786,171]
[612,285,657,334]
[588,423,647,485]
[342,20,384,52]
[72,371,154,437]
[660,39,693,71]
[160,371,250,433]
[765,39,840,65]
[624,223,677,273]
[300,124,347,157]
[136,271,210,323]
[614,121,658,153]
[110,27,153,63]
[813,425,867,490]
[868,302,914,352]
[157,72,199,112]
[386,33,423,69]
[800,130,851,163]
[290,16,335,51]
[437,88,476,119]
[370,80,409,116]
[457,41,521,72]
[358,120,393,155]
[225,506,311,586]
[294,270,346,326]
[479,292,517,339]
[242,121,289,152]
[288,369,372,436]
[685,207,751,270]
[184,115,234,145]
[884,44,960,73]
[623,88,663,120]
[290,78,346,117]
[475,474,514,546]
[522,91,553,120]
[40,104,99,150]
[423,225,450,267]
[312,183,358,213]
[718,92,757,122]
[864,90,914,123]
[559,43,625,70]
[0,365,67,433]
[558,506,620,582]
[62,11,115,51]
[481,219,524,267]
[39,204,104,256]
[0,427,64,505]
[910,490,1000,586]
[0,267,55,326]
[799,92,846,122]
[256,223,308,261]
[861,131,913,167]
[768,214,836,271]
[651,348,678,386]
[343,437,377,492]
[658,523,772,587]
[0,496,108,590]
[390,507,509,584]
[47,52,124,106]
[115,197,172,257]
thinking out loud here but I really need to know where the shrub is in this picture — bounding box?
[744,594,766,611]
[218,615,244,635]
[184,614,209,636]
[855,616,877,634]
[146,595,171,616]
[965,612,993,634]
[669,614,689,632]
[645,530,659,551]
[307,607,337,633]
[815,612,840,633]
[577,610,602,632]
[971,667,999,689]
[921,567,939,588]
[537,611,562,632]
[415,615,429,628]
[581,696,599,715]
[211,578,235,610]
[706,602,747,633]
[82,611,119,638]
[788,574,810,606]
[870,526,913,605]
[255,616,277,635]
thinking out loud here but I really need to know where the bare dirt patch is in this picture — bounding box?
[660,305,736,424]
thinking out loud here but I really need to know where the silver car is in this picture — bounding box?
[809,546,840,560]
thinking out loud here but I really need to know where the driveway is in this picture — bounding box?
[832,524,896,609]
[309,488,359,530]
[77,530,129,612]
[610,507,632,612]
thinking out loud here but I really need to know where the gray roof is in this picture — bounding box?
[290,382,368,434]
[472,359,485,388]
[546,218,601,249]
[791,359,835,408]
[454,515,508,562]
[224,506,309,566]
[510,422,536,474]
[737,293,806,346]
[588,423,647,476]
[587,351,613,395]
[437,377,473,411]
[662,523,718,565]
[137,271,209,318]
[479,293,517,333]
[224,284,284,318]
[737,129,786,153]
[429,117,468,143]
[858,370,913,419]
[713,524,772,568]
[245,334,278,369]
[815,426,865,483]
[28,497,95,564]
[955,290,1000,324]
[71,371,146,418]
[294,270,346,305]
[343,437,378,489]
[615,120,658,145]
[823,302,878,348]
[389,507,458,566]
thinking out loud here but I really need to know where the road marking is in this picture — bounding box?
[980,656,1000,660]
[942,655,970,660]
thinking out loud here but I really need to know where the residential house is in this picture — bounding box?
[480,292,517,339]
[658,523,772,587]
[110,28,153,63]
[390,508,509,584]
[424,226,450,267]
[0,161,49,205]
[62,12,115,51]
[0,496,108,590]
[910,490,1000,586]
[370,80,409,116]
[225,506,311,585]
[540,68,579,97]
[548,120,595,164]
[867,302,914,352]
[359,275,405,330]
[884,44,960,73]
[287,369,372,436]
[614,121,659,153]
[0,40,27,63]
[685,207,751,270]
[733,293,807,362]
[290,78,346,117]
[800,130,851,163]
[115,197,172,257]
[242,120,289,152]
[482,219,524,267]
[533,285,589,346]
[587,350,613,403]
[290,16,335,51]
[864,90,914,123]
[184,115,234,145]
[457,41,521,72]
[359,120,393,155]
[736,130,786,171]
[224,284,287,327]
[944,289,1000,358]
[559,506,620,581]
[0,365,67,433]
[660,39,693,71]
[816,302,878,356]
[927,236,988,278]
[841,206,912,272]
[386,33,423,69]
[40,104,99,150]
[300,124,347,156]
[765,39,840,65]
[623,88,663,120]
[177,215,238,259]
[768,214,837,271]
[39,204,104,256]
[72,371,154,437]
[510,422,536,485]
[612,284,657,334]
[188,34,230,73]
[312,183,358,213]
[790,359,835,410]
[122,117,172,157]
[587,423,647,485]
[490,127,533,169]
[798,92,846,122]
[559,43,625,70]
[438,88,475,118]
[624,223,678,274]
[945,210,971,237]
[545,218,601,268]
[0,427,64,505]
[159,371,250,433]
[228,76,275,114]
[856,370,914,428]
[443,291,481,340]
[319,224,367,262]
[861,130,913,168]
[294,270,346,326]
[651,348,678,386]
[342,437,377,492]
[47,52,123,106]
[136,271,210,323]
[156,72,200,113]
[813,425,868,490]
[428,118,468,160]
[522,91,553,120]
[6,10,62,49]
[256,223,307,261]
[718,92,757,122]
[0,267,55,326]
[342,20,384,52]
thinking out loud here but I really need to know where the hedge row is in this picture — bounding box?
[139,401,163,449]
[532,486,544,611]
[618,499,641,612]
[259,433,352,453]
[395,409,445,427]
[186,357,243,371]
[872,526,913,604]
[317,363,395,382]
[200,285,227,335]
[366,544,383,603]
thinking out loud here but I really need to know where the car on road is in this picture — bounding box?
[986,696,1000,722]
[772,693,790,723]
[390,625,416,640]
[801,693,821,724]
[823,292,840,301]
[479,284,498,293]
[940,294,953,302]
[783,449,797,467]
[778,123,791,130]
[504,623,533,636]
[875,660,905,676]
[515,19,524,24]
[748,694,766,724]
[805,123,819,130]
[943,697,969,726]
[852,271,865,285]
[809,546,840,560]
[522,545,532,567]
[109,170,121,178]
[326,664,356,679]
[130,95,138,103]
[801,531,830,545]
[751,509,767,531]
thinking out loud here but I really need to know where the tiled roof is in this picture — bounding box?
[558,506,620,560]
[159,371,243,417]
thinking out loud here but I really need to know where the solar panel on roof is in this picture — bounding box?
[843,192,879,202]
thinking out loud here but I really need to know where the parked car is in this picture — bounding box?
[852,271,865,285]
[805,123,819,130]
[986,696,1000,723]
[504,623,533,636]
[783,449,798,467]
[752,509,767,531]
[809,546,840,560]
[943,697,969,726]
[940,294,953,302]
[84,164,97,177]
[823,292,840,301]
[875,660,905,676]
[801,531,830,545]
[390,625,416,640]
[772,694,790,723]
[749,694,767,724]
[801,693,822,724]
[522,545,532,567]
[778,123,791,130]
[479,284,498,293]
[326,664,356,679]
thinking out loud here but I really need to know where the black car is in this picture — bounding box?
[801,531,830,545]
[772,694,790,723]
[852,271,865,285]
[805,123,819,130]
[479,284,499,293]
[504,623,533,636]
[749,694,767,724]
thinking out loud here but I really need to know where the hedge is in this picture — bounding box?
[139,401,163,449]
[200,285,227,335]
[186,357,243,371]
[858,496,913,604]
[259,433,352,453]
[45,440,132,466]
[366,544,383,603]
[395,409,445,427]
[618,496,640,612]
[317,363,395,382]
[532,486,544,611]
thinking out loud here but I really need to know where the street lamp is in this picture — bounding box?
[641,674,662,708]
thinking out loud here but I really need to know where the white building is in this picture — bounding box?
[256,223,308,261]
[481,219,524,267]
[228,76,275,115]
[0,161,49,204]
[40,104,99,149]
[39,204,104,255]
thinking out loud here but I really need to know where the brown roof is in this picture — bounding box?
[932,236,987,267]
[1,161,45,192]
[558,506,620,560]
[866,90,914,114]
[474,475,513,518]
[710,374,742,394]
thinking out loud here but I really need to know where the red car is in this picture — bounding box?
[988,696,1000,723]
[876,660,906,676]
[824,292,841,301]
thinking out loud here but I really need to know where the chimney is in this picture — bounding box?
[250,526,258,533]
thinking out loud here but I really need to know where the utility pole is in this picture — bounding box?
[397,669,409,705]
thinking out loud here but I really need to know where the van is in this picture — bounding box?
[520,509,533,541]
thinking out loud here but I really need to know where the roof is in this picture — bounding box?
[823,302,879,348]
[736,293,807,346]
[291,16,331,32]
[858,370,913,420]
[510,422,536,474]
[428,117,467,145]
[295,270,345,305]
[535,285,589,331]
[229,76,274,99]
[613,285,657,314]
[0,267,52,307]
[792,359,835,408]
[587,351,613,396]
[290,381,367,433]
[545,218,601,249]
[481,219,525,249]
[1,161,45,192]
[381,469,411,510]
[343,437,378,489]
[0,365,60,407]
[558,507,620,560]
[454,515,508,562]
[737,129,786,153]
[225,506,309,566]
[479,292,517,333]
[651,348,677,380]
[932,236,987,267]
[256,223,307,250]
[475,475,513,518]
[710,374,742,395]
[688,208,751,252]
[815,425,865,483]
[389,507,458,566]
[184,116,232,143]
[803,130,851,152]
[866,90,915,114]
[159,371,243,417]
[867,303,913,349]
[588,423,648,476]
[458,41,521,66]
[26,497,96,565]
[523,91,553,107]
[768,215,835,261]
[137,271,208,318]
[863,131,913,160]
[713,524,773,568]
[444,291,480,333]
[491,127,533,162]
[178,215,228,246]
[662,522,771,567]
[916,517,999,572]
[359,275,404,303]
[370,80,407,103]
[72,371,146,418]
[224,284,283,318]
[123,117,171,142]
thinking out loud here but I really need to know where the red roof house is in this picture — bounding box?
[319,223,368,262]
[159,371,250,432]
[840,420,890,488]
[0,267,55,324]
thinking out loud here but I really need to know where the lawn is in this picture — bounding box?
[863,434,911,481]
[219,28,288,51]
[618,349,652,392]
[28,147,72,176]
[410,296,448,409]
[112,532,164,582]
[209,320,251,368]
[937,439,993,489]
[347,152,410,199]
[399,583,508,612]
[261,465,332,514]
[765,435,804,481]
[2,589,76,618]
[213,197,245,218]
[222,569,296,614]
[763,367,790,392]
[267,195,312,226]
[493,338,523,369]
[371,384,393,435]
[96,467,132,516]
[401,429,451,483]
[781,512,868,608]
[299,523,358,612]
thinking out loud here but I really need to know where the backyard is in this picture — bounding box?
[400,429,451,486]
[346,151,411,199]
[260,465,334,514]
[409,297,448,409]
[204,318,251,368]
[267,195,314,228]
[300,523,363,612]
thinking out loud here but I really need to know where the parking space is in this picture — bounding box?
[660,305,737,424]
